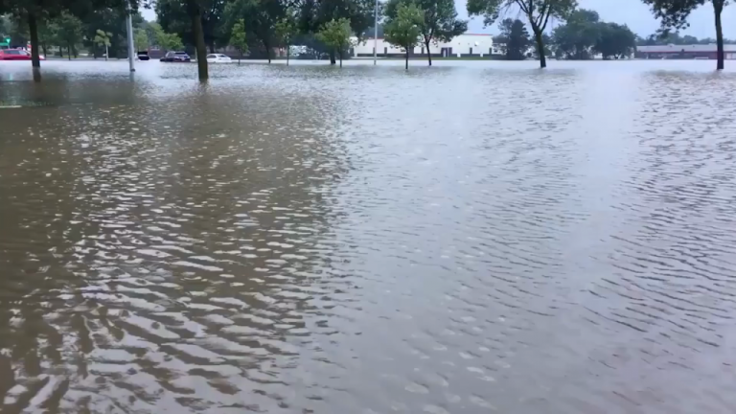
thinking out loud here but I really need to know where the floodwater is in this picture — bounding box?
[1,59,736,413]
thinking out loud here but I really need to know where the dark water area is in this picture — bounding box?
[2,59,736,413]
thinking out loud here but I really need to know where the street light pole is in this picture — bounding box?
[126,0,135,72]
[373,0,378,65]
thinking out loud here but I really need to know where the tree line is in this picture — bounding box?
[494,10,637,61]
[467,0,732,70]
[0,0,731,81]
[0,10,183,60]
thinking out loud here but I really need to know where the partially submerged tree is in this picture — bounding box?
[316,17,352,67]
[222,0,287,64]
[641,0,728,69]
[55,11,83,60]
[466,0,577,68]
[384,2,424,70]
[498,18,531,59]
[299,0,374,64]
[93,28,112,60]
[385,0,467,66]
[274,8,297,65]
[134,27,149,51]
[594,22,636,59]
[230,17,247,64]
[551,8,599,59]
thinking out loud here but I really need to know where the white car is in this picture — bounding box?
[206,53,232,63]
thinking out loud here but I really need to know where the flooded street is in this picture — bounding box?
[2,60,736,413]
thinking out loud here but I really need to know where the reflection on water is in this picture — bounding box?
[2,60,736,413]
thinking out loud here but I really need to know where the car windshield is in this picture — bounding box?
[5,50,21,55]
[175,52,187,55]
[206,54,216,58]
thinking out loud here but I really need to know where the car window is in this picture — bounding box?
[175,52,187,55]
[6,50,20,55]
[206,54,216,58]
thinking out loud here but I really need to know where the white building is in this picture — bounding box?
[351,33,495,58]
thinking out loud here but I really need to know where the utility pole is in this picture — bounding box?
[373,0,378,65]
[126,0,135,72]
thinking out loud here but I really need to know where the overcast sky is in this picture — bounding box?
[141,0,735,39]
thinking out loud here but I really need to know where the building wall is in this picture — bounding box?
[352,34,494,57]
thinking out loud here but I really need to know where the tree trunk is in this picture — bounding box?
[208,42,215,53]
[714,2,724,70]
[286,44,290,66]
[425,40,432,66]
[533,27,546,69]
[329,49,336,65]
[190,3,209,81]
[27,12,41,69]
[105,45,108,61]
[339,50,343,67]
[239,51,242,65]
[68,46,71,61]
[405,49,409,70]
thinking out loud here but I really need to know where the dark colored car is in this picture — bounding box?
[160,51,191,62]
[137,51,150,61]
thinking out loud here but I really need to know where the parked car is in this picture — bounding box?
[0,49,45,60]
[206,53,232,63]
[160,51,191,62]
[137,51,150,61]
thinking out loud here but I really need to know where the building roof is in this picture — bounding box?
[637,44,736,53]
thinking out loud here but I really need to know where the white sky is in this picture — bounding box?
[141,0,735,39]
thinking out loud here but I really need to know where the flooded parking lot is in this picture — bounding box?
[2,60,736,413]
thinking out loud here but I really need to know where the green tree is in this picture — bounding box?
[56,11,83,60]
[93,28,112,60]
[274,9,297,65]
[594,22,636,59]
[642,0,727,69]
[551,8,600,59]
[230,18,248,64]
[467,0,577,68]
[498,18,530,60]
[316,17,352,67]
[222,0,288,64]
[134,27,148,51]
[385,0,467,66]
[37,17,57,57]
[384,3,424,70]
[155,26,184,51]
[300,0,375,64]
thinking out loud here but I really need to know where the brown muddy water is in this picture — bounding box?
[1,59,736,413]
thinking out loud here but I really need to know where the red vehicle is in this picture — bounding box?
[0,49,45,60]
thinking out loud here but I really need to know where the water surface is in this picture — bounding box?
[2,59,736,413]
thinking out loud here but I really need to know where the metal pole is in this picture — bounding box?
[373,0,378,65]
[126,0,135,72]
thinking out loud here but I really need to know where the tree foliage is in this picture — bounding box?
[274,8,297,65]
[230,17,248,63]
[55,11,83,59]
[594,22,636,59]
[550,9,636,59]
[222,0,288,62]
[385,0,466,65]
[496,18,530,59]
[316,17,352,66]
[384,2,424,69]
[134,27,148,51]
